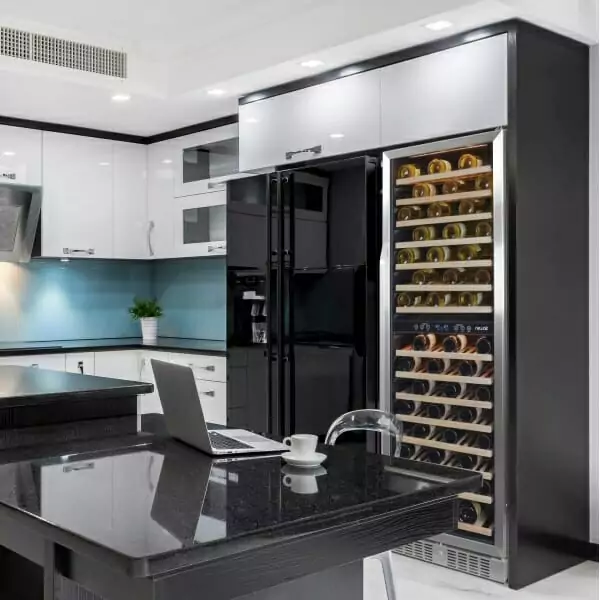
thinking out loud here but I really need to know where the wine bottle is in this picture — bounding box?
[481,480,493,496]
[397,163,421,179]
[399,443,421,459]
[475,336,493,354]
[468,432,493,450]
[457,244,490,261]
[450,454,481,470]
[412,269,440,285]
[397,205,424,221]
[459,501,487,526]
[442,222,467,239]
[413,333,436,351]
[406,423,435,439]
[459,360,484,377]
[394,399,421,415]
[396,292,423,307]
[438,428,469,445]
[427,158,452,174]
[474,174,492,190]
[396,356,422,372]
[442,268,465,285]
[442,179,466,195]
[473,268,492,285]
[426,246,451,263]
[423,402,451,419]
[397,248,421,264]
[458,198,487,215]
[473,386,492,403]
[458,291,484,307]
[426,202,452,218]
[425,292,453,307]
[475,221,493,237]
[413,183,437,198]
[427,357,451,374]
[458,153,483,170]
[454,406,484,423]
[410,379,435,395]
[443,381,467,398]
[442,334,468,353]
[412,225,436,241]
[419,448,451,465]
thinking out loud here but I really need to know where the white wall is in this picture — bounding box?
[590,43,599,544]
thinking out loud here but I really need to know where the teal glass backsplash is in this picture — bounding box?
[0,257,226,343]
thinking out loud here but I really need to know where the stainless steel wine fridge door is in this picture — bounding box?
[380,128,508,569]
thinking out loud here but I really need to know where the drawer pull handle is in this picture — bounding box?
[63,462,95,473]
[285,145,322,161]
[199,390,216,397]
[63,248,95,256]
[198,365,216,372]
[208,181,225,190]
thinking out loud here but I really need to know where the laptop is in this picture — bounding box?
[150,359,287,456]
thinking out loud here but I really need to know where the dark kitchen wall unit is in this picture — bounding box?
[226,157,380,438]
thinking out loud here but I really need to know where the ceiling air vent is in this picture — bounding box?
[0,26,126,78]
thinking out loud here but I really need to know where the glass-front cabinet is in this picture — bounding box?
[380,130,507,559]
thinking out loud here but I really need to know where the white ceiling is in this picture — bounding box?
[0,0,597,136]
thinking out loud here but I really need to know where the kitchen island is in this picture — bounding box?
[0,414,480,600]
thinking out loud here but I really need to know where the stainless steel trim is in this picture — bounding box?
[431,533,505,559]
[148,220,155,257]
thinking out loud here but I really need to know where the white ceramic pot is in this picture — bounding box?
[140,317,158,342]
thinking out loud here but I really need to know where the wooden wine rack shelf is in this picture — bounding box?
[395,283,492,292]
[402,435,493,458]
[396,348,493,362]
[395,236,493,250]
[395,391,493,410]
[458,492,493,505]
[395,165,492,187]
[395,189,492,207]
[457,522,494,537]
[396,306,493,314]
[395,212,492,229]
[395,259,493,271]
[395,371,493,386]
[398,414,493,434]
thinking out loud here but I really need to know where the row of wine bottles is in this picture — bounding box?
[395,397,490,422]
[410,333,493,354]
[396,356,493,378]
[397,291,490,308]
[397,153,489,180]
[407,267,492,286]
[399,380,492,402]
[402,221,492,242]
[397,199,490,222]
[397,244,491,265]
[403,423,493,450]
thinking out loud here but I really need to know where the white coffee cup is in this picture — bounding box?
[282,433,318,457]
[283,473,319,495]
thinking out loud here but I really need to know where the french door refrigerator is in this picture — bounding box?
[226,156,380,438]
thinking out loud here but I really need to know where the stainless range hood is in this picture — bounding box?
[0,185,41,262]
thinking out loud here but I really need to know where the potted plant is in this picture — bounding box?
[129,298,163,342]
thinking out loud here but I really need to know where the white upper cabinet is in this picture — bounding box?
[147,140,176,259]
[42,132,113,259]
[113,142,149,259]
[381,35,508,147]
[173,124,239,197]
[0,125,42,186]
[238,70,381,171]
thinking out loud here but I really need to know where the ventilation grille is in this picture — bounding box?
[395,540,434,563]
[0,26,126,78]
[447,547,492,579]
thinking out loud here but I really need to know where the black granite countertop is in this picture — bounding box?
[0,415,480,579]
[0,366,152,407]
[0,337,227,357]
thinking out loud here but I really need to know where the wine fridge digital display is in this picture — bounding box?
[380,130,507,568]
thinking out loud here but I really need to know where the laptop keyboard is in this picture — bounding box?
[209,431,253,450]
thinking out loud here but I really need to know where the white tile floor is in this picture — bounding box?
[364,554,599,600]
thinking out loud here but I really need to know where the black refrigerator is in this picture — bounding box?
[226,156,380,437]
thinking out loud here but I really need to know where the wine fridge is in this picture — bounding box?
[380,129,508,580]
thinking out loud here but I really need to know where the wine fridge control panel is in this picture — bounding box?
[390,141,496,541]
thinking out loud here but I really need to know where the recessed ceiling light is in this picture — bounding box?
[162,159,173,164]
[300,59,324,68]
[99,162,110,167]
[424,20,453,31]
[2,151,15,157]
[207,88,226,96]
[111,93,131,102]
[329,133,345,139]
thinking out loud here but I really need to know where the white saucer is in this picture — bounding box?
[282,452,327,469]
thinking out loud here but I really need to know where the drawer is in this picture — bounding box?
[170,353,226,383]
[194,380,226,426]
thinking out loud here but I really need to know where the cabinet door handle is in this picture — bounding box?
[63,462,95,473]
[285,145,322,161]
[148,220,155,257]
[30,363,39,368]
[77,361,84,374]
[207,181,225,190]
[207,242,226,253]
[198,389,216,397]
[63,248,95,256]
[198,365,216,372]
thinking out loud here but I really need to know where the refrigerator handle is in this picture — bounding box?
[284,174,296,436]
[266,174,276,433]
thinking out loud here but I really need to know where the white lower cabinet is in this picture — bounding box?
[139,351,168,415]
[0,354,66,371]
[194,380,227,426]
[65,352,95,375]
[94,350,141,381]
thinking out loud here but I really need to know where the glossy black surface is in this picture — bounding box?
[0,366,151,406]
[0,337,226,357]
[0,415,479,577]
